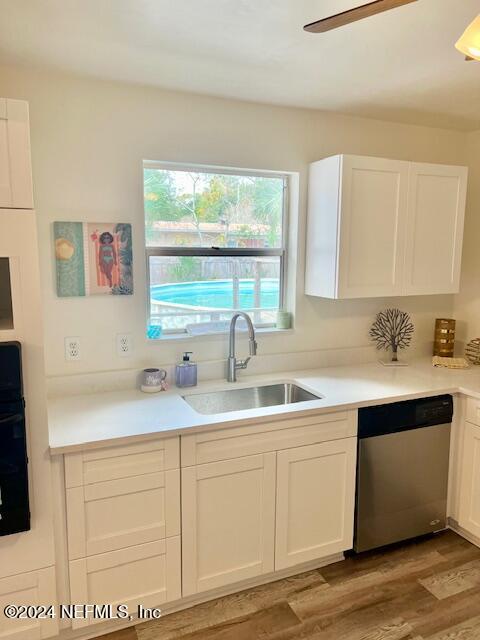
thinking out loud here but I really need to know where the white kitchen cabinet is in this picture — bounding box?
[459,420,480,538]
[275,438,357,570]
[305,155,409,299]
[404,163,467,295]
[63,437,182,630]
[0,210,56,587]
[181,410,358,596]
[66,469,180,559]
[181,453,276,596]
[0,99,34,209]
[0,567,58,639]
[64,439,181,559]
[181,410,357,466]
[305,154,467,299]
[64,438,179,488]
[69,539,181,630]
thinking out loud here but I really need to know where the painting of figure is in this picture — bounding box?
[54,221,133,297]
[95,231,117,286]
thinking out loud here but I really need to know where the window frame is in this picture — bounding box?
[144,161,289,337]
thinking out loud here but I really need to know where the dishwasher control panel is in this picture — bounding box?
[358,394,453,439]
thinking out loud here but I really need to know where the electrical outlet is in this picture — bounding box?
[65,336,81,361]
[117,333,133,357]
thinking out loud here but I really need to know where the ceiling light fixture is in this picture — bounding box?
[455,15,480,61]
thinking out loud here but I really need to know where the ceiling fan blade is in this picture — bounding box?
[304,0,418,33]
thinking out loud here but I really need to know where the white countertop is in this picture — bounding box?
[48,359,480,454]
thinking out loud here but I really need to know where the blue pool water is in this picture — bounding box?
[151,279,279,309]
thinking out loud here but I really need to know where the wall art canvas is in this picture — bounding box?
[54,221,133,297]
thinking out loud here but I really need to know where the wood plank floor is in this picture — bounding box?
[96,531,480,640]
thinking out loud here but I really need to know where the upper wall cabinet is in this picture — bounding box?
[305,154,468,299]
[0,99,34,209]
[404,163,467,296]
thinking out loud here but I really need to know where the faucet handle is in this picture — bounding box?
[236,357,251,370]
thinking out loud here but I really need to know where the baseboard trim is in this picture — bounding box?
[160,552,344,616]
[448,518,480,548]
[56,552,344,640]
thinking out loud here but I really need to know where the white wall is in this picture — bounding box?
[454,129,480,350]
[0,64,469,377]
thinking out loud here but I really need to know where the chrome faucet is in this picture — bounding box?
[227,312,257,382]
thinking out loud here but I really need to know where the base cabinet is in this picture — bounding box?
[275,439,357,570]
[64,438,182,630]
[459,421,480,538]
[59,415,358,622]
[181,415,358,596]
[0,567,58,639]
[69,538,181,630]
[182,453,276,596]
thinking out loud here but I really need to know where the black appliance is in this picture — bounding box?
[0,342,30,536]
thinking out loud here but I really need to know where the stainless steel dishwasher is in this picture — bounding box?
[354,395,453,553]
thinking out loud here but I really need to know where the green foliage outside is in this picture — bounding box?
[144,169,284,247]
[169,256,202,283]
[144,168,284,285]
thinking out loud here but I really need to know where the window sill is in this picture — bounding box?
[147,326,294,342]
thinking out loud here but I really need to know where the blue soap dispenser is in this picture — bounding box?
[175,352,197,388]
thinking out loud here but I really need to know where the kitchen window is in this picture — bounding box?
[144,162,288,338]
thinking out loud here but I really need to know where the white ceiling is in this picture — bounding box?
[1,0,480,130]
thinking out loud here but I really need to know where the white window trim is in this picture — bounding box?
[144,161,293,339]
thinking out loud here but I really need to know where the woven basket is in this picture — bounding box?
[466,338,480,365]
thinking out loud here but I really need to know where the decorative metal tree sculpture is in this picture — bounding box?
[370,308,414,363]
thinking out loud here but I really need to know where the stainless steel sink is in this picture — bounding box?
[182,382,321,415]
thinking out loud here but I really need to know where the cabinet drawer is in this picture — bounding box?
[466,397,480,427]
[69,538,181,630]
[66,470,180,559]
[0,567,58,639]
[181,410,357,466]
[65,438,179,488]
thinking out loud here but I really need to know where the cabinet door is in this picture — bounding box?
[182,453,276,596]
[66,470,180,559]
[459,422,480,538]
[275,439,357,570]
[69,538,181,630]
[338,155,409,298]
[404,163,467,295]
[0,567,58,639]
[0,99,33,209]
